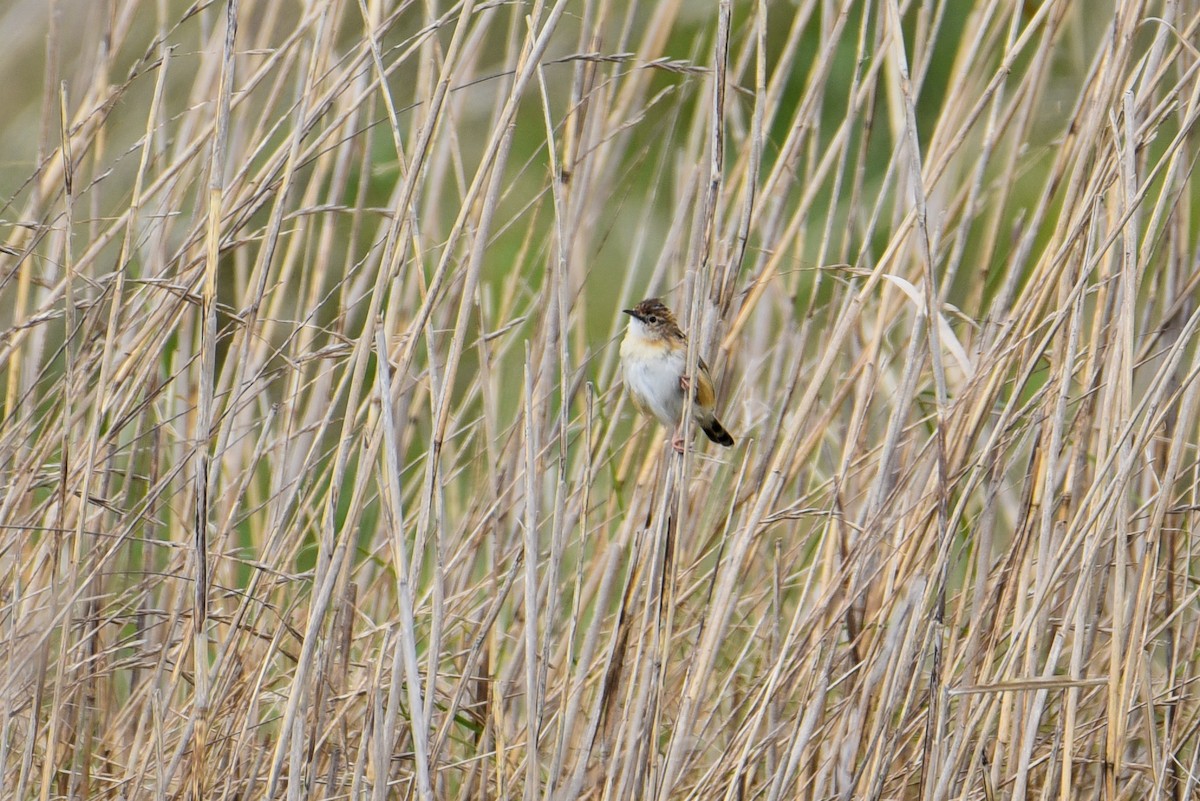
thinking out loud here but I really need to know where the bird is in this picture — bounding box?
[619,297,735,453]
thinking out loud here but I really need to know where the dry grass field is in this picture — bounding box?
[3,0,1200,799]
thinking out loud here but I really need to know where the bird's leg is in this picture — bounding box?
[671,419,687,453]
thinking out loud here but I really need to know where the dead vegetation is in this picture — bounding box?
[2,0,1200,799]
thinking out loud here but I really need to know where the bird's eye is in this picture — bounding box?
[647,315,658,324]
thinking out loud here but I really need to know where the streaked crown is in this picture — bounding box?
[622,298,685,340]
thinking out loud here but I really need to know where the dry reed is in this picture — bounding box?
[2,0,1200,799]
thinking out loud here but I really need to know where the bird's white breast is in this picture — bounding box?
[621,333,686,427]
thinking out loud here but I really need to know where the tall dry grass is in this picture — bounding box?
[2,0,1200,799]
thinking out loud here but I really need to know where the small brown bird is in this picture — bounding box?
[620,298,735,452]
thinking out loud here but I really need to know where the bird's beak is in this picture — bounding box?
[622,308,638,319]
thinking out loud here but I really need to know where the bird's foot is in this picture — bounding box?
[679,374,691,392]
[672,435,686,454]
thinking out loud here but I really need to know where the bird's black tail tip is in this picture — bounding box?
[703,420,735,447]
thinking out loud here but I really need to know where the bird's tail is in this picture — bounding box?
[700,417,735,447]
